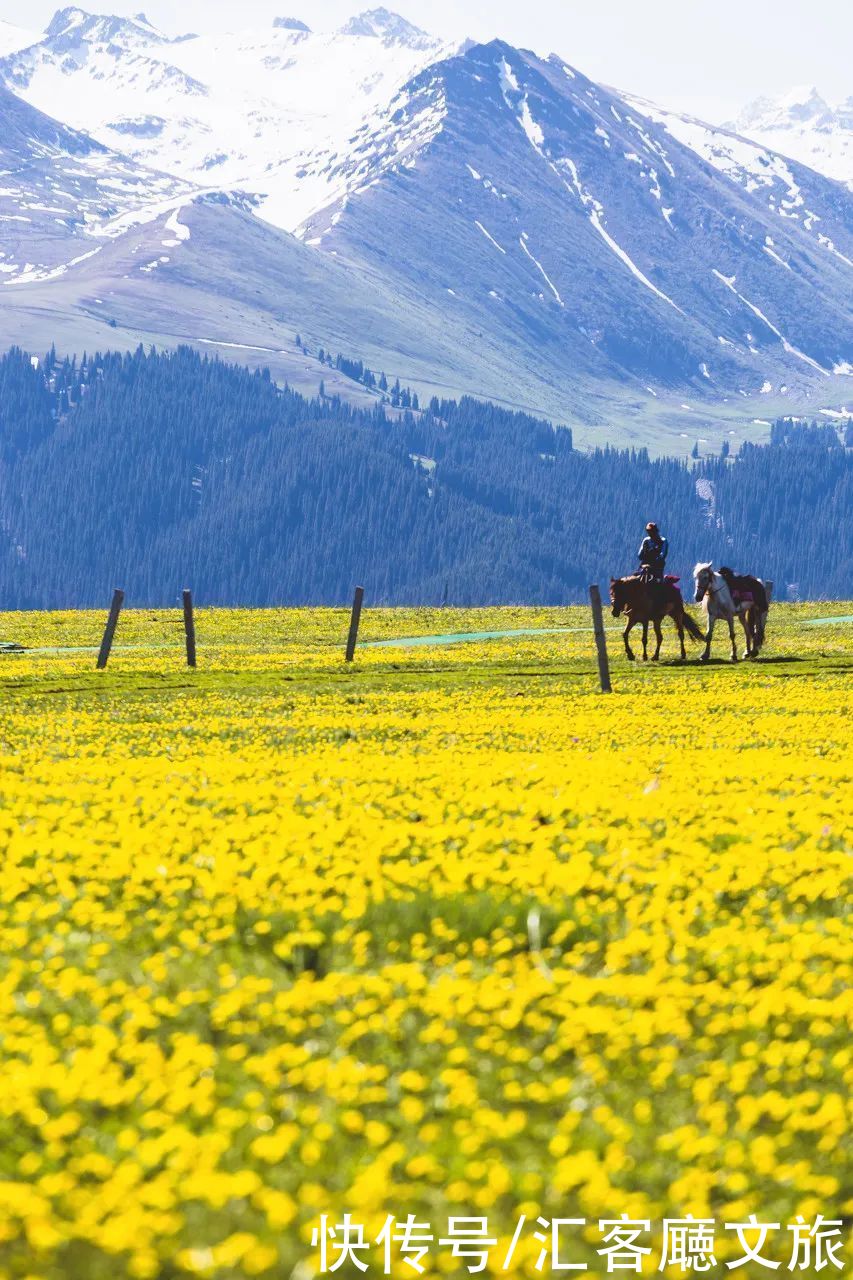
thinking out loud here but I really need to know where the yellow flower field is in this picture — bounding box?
[0,604,850,1279]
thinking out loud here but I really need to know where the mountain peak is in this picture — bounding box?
[273,16,312,32]
[338,8,432,45]
[45,6,166,42]
[779,83,828,110]
[46,6,91,37]
[724,84,853,187]
[733,84,833,132]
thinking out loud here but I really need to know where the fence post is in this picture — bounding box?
[96,588,125,670]
[588,584,612,693]
[764,580,774,603]
[183,589,197,668]
[345,586,365,663]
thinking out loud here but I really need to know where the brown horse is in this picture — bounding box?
[610,575,707,662]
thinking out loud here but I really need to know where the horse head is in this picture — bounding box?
[610,576,625,617]
[693,562,713,604]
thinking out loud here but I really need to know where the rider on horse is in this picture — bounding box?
[638,523,669,583]
[610,522,703,662]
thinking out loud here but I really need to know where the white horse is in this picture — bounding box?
[693,562,756,662]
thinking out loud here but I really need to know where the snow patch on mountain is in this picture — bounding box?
[519,232,563,305]
[559,149,685,315]
[711,269,829,375]
[474,220,506,254]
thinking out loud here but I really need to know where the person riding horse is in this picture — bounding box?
[611,522,705,661]
[638,523,668,583]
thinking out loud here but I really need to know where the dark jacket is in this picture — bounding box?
[638,534,668,574]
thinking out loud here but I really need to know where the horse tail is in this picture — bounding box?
[682,610,707,643]
[754,580,769,647]
[756,607,768,648]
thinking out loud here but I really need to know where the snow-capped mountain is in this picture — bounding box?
[338,7,437,48]
[0,80,194,284]
[0,6,455,230]
[728,86,853,189]
[296,41,851,383]
[0,9,851,445]
[42,5,168,46]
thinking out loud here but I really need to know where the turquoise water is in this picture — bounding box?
[2,616,849,656]
[366,626,574,648]
[366,615,852,649]
[363,625,623,649]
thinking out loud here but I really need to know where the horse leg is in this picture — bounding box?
[741,611,753,659]
[641,621,648,661]
[748,608,760,656]
[675,611,686,661]
[652,618,663,661]
[728,613,738,662]
[700,614,713,662]
[623,618,636,661]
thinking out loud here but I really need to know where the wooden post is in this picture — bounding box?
[345,586,365,663]
[764,580,774,603]
[182,589,197,668]
[96,589,124,670]
[588,584,612,693]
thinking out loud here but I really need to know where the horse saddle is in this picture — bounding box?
[732,589,754,607]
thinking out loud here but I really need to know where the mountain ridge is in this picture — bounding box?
[0,11,850,448]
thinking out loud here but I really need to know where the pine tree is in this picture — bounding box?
[0,348,846,606]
